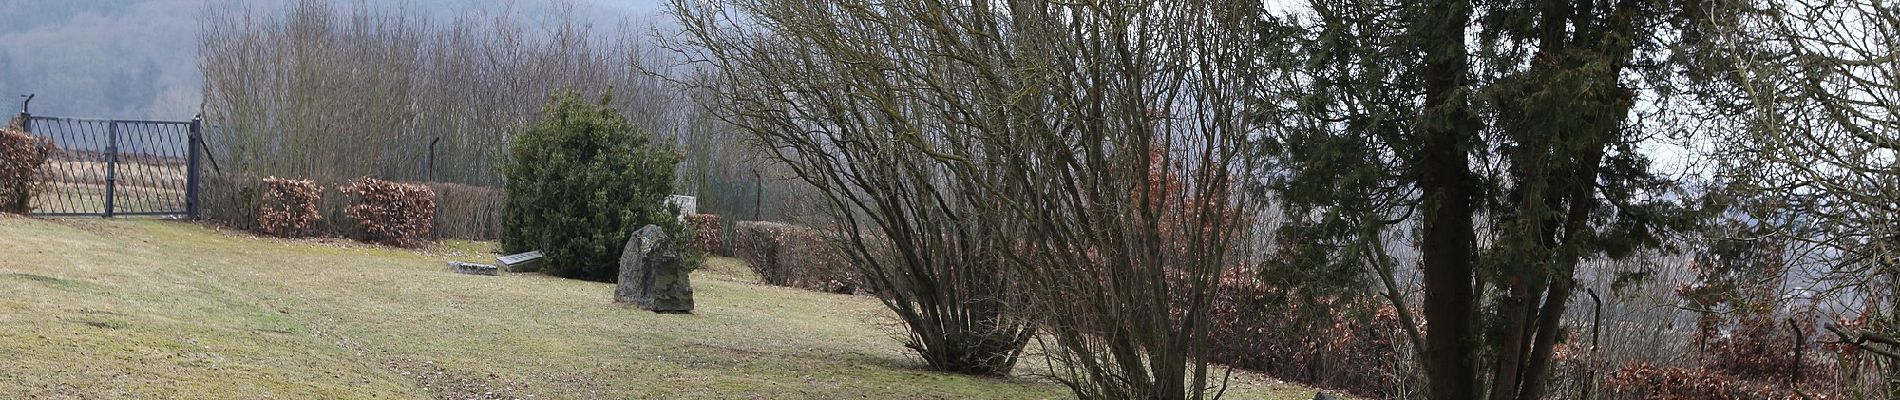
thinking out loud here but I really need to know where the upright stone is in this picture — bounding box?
[616,224,693,313]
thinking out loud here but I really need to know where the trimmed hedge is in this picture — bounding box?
[0,127,53,214]
[731,221,860,294]
[204,173,504,241]
[258,177,321,237]
[341,177,436,248]
[685,213,724,256]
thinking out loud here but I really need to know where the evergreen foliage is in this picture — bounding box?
[502,90,682,282]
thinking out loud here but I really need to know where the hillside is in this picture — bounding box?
[0,217,1319,399]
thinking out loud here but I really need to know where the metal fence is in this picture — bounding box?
[20,114,201,217]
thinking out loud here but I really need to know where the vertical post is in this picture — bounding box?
[428,137,440,182]
[187,116,203,219]
[16,94,30,132]
[1585,289,1602,400]
[752,169,762,221]
[1790,318,1804,387]
[104,121,118,218]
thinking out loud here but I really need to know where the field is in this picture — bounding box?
[32,156,189,215]
[0,217,1322,399]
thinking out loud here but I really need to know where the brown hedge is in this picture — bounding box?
[204,174,501,241]
[731,221,860,294]
[341,177,436,248]
[258,177,321,237]
[0,128,53,214]
[1201,268,1412,398]
[685,213,724,255]
[1605,364,1799,400]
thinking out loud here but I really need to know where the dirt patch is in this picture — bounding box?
[385,357,536,400]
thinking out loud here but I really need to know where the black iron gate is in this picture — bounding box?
[20,114,201,218]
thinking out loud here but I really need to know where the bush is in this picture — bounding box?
[502,91,682,282]
[1203,268,1413,398]
[730,221,859,294]
[428,182,504,240]
[341,177,436,247]
[258,177,321,237]
[0,127,54,214]
[684,213,724,255]
[1605,364,1796,400]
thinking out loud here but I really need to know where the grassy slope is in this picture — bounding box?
[0,217,1318,399]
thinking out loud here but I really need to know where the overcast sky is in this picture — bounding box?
[0,0,676,120]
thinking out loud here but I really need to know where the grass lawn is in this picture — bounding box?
[0,217,1322,399]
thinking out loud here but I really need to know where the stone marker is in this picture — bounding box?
[615,225,692,313]
[447,261,498,276]
[497,250,544,273]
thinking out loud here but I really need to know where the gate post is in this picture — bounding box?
[187,116,202,219]
[104,122,118,218]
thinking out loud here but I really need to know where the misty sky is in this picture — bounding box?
[0,0,673,120]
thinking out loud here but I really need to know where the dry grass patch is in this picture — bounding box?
[0,218,1321,399]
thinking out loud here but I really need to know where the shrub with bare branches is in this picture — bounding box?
[730,221,858,294]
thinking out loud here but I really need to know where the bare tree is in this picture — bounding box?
[199,0,683,186]
[1692,0,1900,394]
[672,0,1264,398]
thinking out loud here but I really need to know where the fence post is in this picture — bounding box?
[188,116,203,219]
[15,94,29,132]
[104,121,118,218]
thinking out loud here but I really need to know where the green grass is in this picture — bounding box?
[0,217,1321,399]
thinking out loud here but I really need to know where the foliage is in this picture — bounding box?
[257,177,320,237]
[199,0,682,187]
[501,90,681,282]
[684,213,724,256]
[729,221,858,294]
[1685,1,1900,394]
[340,177,437,248]
[1679,231,1818,384]
[1253,1,1706,398]
[676,0,1258,392]
[0,126,53,214]
[425,182,504,240]
[1604,364,1798,400]
[1206,268,1415,398]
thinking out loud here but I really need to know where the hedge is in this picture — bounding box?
[258,177,321,237]
[204,173,502,241]
[730,221,860,294]
[341,177,436,248]
[0,127,53,214]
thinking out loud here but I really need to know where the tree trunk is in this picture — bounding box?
[1411,0,1480,397]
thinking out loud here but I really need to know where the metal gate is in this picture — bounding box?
[20,114,201,217]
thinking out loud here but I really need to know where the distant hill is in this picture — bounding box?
[0,0,663,121]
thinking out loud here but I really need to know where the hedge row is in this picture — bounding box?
[0,127,53,214]
[731,221,860,294]
[205,173,497,244]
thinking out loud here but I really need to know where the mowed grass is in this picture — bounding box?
[0,217,1321,399]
